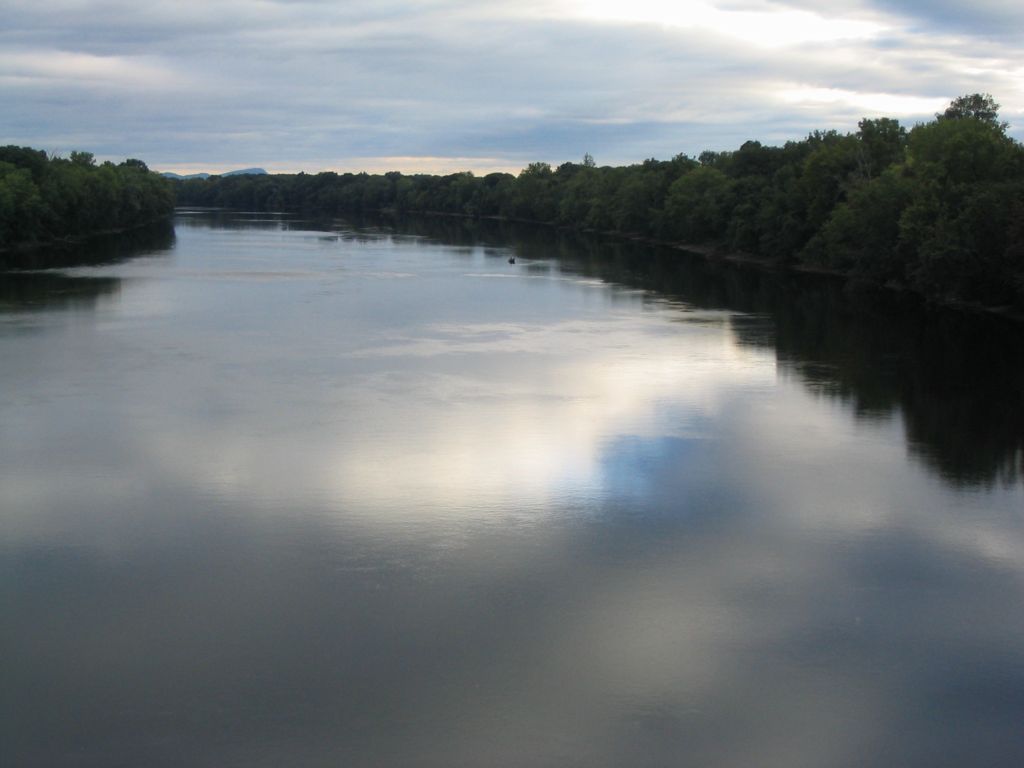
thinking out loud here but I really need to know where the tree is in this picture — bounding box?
[664,166,735,241]
[0,146,173,248]
[937,93,1007,132]
[513,163,556,220]
[799,134,861,232]
[908,116,1022,185]
[856,117,906,179]
[0,145,49,180]
[698,150,729,168]
[0,163,44,245]
[818,165,914,276]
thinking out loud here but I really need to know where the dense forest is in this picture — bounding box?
[175,94,1024,309]
[0,147,174,250]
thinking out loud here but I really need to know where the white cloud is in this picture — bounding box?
[778,86,948,116]
[563,0,886,47]
[0,49,194,90]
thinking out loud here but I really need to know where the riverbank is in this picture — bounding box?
[0,146,175,260]
[0,218,176,271]
[382,207,1024,325]
[0,215,174,257]
[171,100,1024,314]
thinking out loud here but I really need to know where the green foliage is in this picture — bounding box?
[0,146,174,250]
[819,165,915,277]
[900,181,1024,303]
[0,146,48,181]
[514,163,556,220]
[69,150,95,167]
[664,166,734,241]
[856,117,906,179]
[908,118,1020,184]
[799,133,862,235]
[170,93,1024,308]
[937,93,1006,131]
[0,163,44,244]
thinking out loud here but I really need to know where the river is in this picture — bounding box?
[2,210,1023,766]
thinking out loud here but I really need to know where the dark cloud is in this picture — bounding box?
[769,0,1024,37]
[869,0,1024,36]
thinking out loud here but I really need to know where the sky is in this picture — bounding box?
[2,0,1022,175]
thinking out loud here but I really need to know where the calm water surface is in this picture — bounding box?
[2,212,1023,766]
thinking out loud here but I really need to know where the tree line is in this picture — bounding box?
[0,147,174,250]
[174,93,1020,308]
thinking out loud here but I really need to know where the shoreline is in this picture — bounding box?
[379,208,1024,325]
[0,215,174,258]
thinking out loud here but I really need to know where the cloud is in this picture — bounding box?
[864,0,1024,37]
[562,0,887,47]
[767,0,1024,36]
[1,0,1021,171]
[0,49,195,90]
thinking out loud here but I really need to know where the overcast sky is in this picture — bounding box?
[2,0,1022,174]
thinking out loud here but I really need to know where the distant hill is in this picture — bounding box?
[162,172,210,180]
[162,167,268,180]
[223,167,269,177]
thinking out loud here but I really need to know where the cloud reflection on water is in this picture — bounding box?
[2,213,1023,766]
